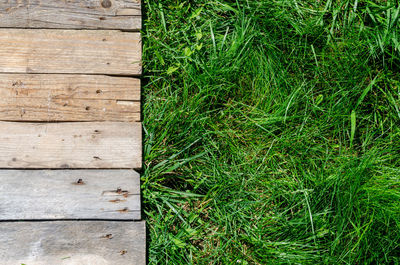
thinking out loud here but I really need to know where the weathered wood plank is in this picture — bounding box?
[0,0,141,30]
[0,122,142,168]
[0,29,141,75]
[0,170,141,220]
[0,74,140,122]
[0,221,146,265]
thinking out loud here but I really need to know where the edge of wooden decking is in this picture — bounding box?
[0,1,145,263]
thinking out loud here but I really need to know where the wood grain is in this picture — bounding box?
[0,121,142,169]
[0,0,141,30]
[0,74,140,122]
[0,221,146,265]
[0,170,141,220]
[0,29,141,75]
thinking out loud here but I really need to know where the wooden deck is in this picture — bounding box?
[0,1,144,264]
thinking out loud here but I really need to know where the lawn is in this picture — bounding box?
[142,1,400,264]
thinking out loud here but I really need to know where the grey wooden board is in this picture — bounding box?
[0,74,141,122]
[0,170,141,220]
[0,221,146,265]
[0,29,141,75]
[0,121,142,169]
[0,0,141,30]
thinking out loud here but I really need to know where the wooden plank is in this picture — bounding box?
[0,0,141,30]
[0,221,146,265]
[0,74,140,122]
[0,170,141,220]
[0,122,141,169]
[0,29,141,75]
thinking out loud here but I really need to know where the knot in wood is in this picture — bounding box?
[101,0,112,8]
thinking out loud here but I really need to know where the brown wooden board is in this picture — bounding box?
[0,121,142,169]
[0,170,141,220]
[0,29,141,75]
[0,74,140,122]
[0,0,141,30]
[0,221,146,265]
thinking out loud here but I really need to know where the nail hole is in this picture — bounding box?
[118,207,129,213]
[101,234,113,239]
[75,179,85,185]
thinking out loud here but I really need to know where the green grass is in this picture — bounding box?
[142,1,400,264]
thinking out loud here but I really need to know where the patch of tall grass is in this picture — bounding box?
[143,1,400,263]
